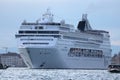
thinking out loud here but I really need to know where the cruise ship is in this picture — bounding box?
[15,9,111,69]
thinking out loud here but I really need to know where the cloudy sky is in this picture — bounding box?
[0,0,120,54]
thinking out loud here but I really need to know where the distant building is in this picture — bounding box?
[111,52,120,65]
[0,52,26,67]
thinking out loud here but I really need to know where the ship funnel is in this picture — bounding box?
[77,14,92,31]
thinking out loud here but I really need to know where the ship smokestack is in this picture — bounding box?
[77,14,92,31]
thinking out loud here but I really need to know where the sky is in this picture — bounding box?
[0,0,120,54]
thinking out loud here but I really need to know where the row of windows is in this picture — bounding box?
[20,38,53,41]
[23,42,49,45]
[69,48,102,53]
[22,22,61,25]
[59,27,70,31]
[19,31,59,34]
[63,36,103,43]
[68,48,103,58]
[16,35,61,38]
[63,36,88,41]
[89,39,103,43]
[68,52,103,58]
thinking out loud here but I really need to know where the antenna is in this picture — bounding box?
[41,8,54,23]
[82,14,87,21]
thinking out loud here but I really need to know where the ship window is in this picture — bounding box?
[25,31,37,33]
[39,27,43,29]
[35,26,43,29]
[19,31,24,33]
[35,27,38,29]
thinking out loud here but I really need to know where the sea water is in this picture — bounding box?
[0,68,120,80]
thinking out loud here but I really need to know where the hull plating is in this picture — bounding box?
[19,47,108,69]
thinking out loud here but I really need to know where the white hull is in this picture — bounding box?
[19,47,108,69]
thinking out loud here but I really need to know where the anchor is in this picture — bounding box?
[40,62,45,68]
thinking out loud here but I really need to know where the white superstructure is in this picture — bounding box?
[15,9,111,69]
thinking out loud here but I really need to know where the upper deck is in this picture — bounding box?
[16,9,110,43]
